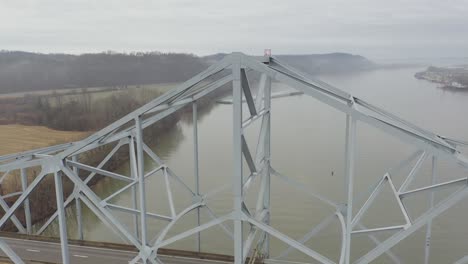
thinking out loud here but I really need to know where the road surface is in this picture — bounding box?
[0,237,231,264]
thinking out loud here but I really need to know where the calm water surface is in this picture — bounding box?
[39,67,468,263]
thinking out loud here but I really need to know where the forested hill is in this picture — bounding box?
[204,52,377,75]
[277,53,377,74]
[0,51,208,94]
[0,51,377,94]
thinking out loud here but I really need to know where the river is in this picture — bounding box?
[37,66,468,263]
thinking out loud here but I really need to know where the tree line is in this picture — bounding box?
[0,51,208,93]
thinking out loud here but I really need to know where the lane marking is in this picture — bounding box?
[5,237,231,263]
[5,237,136,254]
[3,237,138,255]
[73,254,89,258]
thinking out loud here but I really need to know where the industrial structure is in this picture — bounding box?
[0,52,468,263]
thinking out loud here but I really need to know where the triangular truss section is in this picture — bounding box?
[0,53,468,264]
[351,173,411,235]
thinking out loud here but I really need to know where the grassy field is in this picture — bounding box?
[0,83,177,155]
[0,125,89,156]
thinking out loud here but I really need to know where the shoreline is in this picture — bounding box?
[415,66,468,90]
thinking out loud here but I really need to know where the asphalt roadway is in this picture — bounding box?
[0,237,232,264]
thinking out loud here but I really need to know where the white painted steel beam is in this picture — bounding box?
[355,185,468,264]
[241,68,257,116]
[105,203,172,221]
[192,101,201,253]
[66,160,132,183]
[274,213,336,260]
[135,116,148,252]
[1,53,468,264]
[246,215,335,264]
[344,115,356,264]
[0,196,27,233]
[399,177,467,198]
[0,239,24,264]
[232,55,244,264]
[54,171,70,264]
[399,151,427,192]
[424,156,437,264]
[20,168,32,234]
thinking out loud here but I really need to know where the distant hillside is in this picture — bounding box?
[277,53,376,74]
[0,51,377,94]
[0,51,208,94]
[203,52,377,75]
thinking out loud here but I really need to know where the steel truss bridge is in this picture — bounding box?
[0,53,468,264]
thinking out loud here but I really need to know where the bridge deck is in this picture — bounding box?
[0,233,237,264]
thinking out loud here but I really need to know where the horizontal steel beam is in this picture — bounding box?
[105,203,172,221]
[351,225,405,235]
[399,177,468,198]
[217,91,304,105]
[0,142,74,163]
[156,213,231,249]
[66,160,133,183]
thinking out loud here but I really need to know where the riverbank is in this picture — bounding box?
[0,86,171,231]
[0,83,229,233]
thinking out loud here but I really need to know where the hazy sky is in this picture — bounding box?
[1,0,468,60]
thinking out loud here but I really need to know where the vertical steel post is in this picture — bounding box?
[263,75,272,257]
[193,102,201,252]
[424,156,437,264]
[55,171,70,264]
[232,56,244,264]
[135,117,148,252]
[344,115,356,264]
[72,156,84,240]
[20,168,32,234]
[129,137,140,239]
[75,197,83,240]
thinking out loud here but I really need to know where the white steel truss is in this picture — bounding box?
[0,53,467,264]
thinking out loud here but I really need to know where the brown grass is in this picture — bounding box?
[0,125,90,232]
[0,124,89,156]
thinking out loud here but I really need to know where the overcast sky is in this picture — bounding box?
[1,0,467,60]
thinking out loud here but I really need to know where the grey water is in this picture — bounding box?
[39,66,468,263]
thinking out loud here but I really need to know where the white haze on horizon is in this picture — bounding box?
[1,0,467,61]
